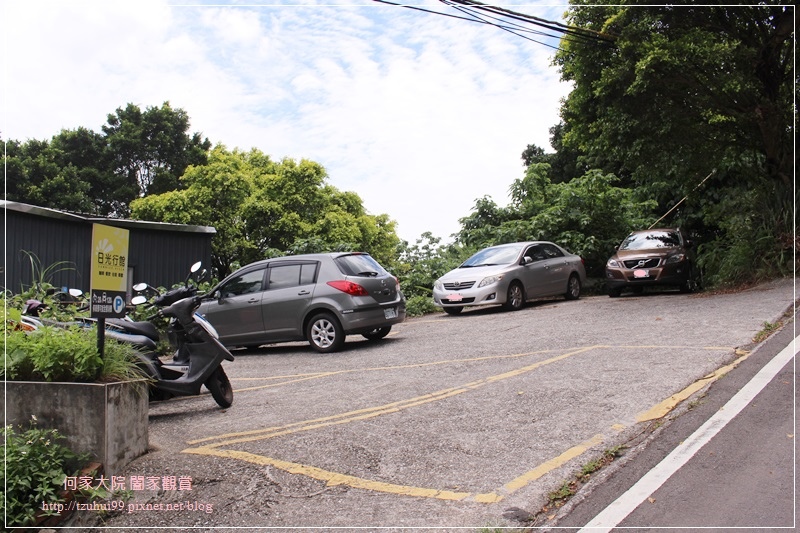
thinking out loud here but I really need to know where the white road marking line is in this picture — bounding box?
[580,334,798,532]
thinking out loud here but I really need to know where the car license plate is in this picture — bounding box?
[633,269,650,279]
[384,307,398,319]
[448,293,463,302]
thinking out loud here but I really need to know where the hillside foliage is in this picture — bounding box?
[4,5,794,302]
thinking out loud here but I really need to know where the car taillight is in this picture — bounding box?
[327,280,369,296]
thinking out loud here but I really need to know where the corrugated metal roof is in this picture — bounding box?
[1,200,216,234]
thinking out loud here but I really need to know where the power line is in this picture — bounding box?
[444,0,617,44]
[372,0,618,50]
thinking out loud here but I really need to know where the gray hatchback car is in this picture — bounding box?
[198,253,406,353]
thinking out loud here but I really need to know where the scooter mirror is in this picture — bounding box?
[190,261,202,273]
[132,283,148,291]
[131,295,148,305]
[69,288,83,297]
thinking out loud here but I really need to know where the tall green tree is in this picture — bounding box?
[103,102,212,199]
[4,136,94,213]
[4,103,211,217]
[456,163,655,276]
[49,127,130,216]
[555,4,794,192]
[552,3,795,284]
[131,146,400,278]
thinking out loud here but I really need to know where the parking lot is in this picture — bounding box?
[98,279,795,530]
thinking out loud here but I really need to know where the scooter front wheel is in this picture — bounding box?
[206,366,233,408]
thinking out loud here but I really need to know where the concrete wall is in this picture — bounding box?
[3,380,149,475]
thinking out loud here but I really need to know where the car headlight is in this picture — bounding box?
[478,275,503,288]
[607,258,620,268]
[665,254,686,264]
[434,280,443,291]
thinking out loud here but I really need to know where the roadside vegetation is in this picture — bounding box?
[2,418,131,528]
[531,445,627,524]
[1,419,87,527]
[3,6,793,312]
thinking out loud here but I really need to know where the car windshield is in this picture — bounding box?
[461,245,523,267]
[620,231,682,250]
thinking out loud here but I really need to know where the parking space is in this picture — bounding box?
[101,278,795,529]
[181,343,736,504]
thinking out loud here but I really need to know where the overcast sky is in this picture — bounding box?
[3,0,572,244]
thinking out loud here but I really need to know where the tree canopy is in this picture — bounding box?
[5,102,210,217]
[4,4,794,299]
[549,3,795,285]
[130,146,400,279]
[103,102,212,197]
[555,5,794,189]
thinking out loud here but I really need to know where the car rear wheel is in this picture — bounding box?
[362,326,391,341]
[565,274,581,300]
[504,282,525,311]
[443,306,463,315]
[307,313,345,353]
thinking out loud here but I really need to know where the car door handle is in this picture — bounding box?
[248,298,259,303]
[297,290,311,296]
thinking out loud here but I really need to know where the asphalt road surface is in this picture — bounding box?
[81,278,794,530]
[547,299,797,532]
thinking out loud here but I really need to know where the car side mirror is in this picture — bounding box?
[522,256,533,265]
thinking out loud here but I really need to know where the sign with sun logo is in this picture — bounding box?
[90,224,130,318]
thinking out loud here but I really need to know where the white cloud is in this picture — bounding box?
[3,0,572,244]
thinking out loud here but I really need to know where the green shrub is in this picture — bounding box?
[405,295,439,317]
[2,325,149,383]
[696,182,796,287]
[1,419,87,527]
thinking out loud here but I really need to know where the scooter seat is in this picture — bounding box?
[107,319,160,342]
[105,329,158,351]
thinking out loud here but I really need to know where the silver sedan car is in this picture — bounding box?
[432,241,586,315]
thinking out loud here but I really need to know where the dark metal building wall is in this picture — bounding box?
[3,210,91,293]
[126,229,213,288]
[3,210,214,295]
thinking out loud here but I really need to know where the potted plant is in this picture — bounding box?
[2,297,150,476]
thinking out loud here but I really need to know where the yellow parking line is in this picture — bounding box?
[184,446,473,500]
[184,433,608,503]
[186,385,469,447]
[502,434,605,494]
[225,349,559,392]
[184,346,602,502]
[182,344,737,503]
[188,346,598,448]
[233,372,344,393]
[636,348,752,422]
